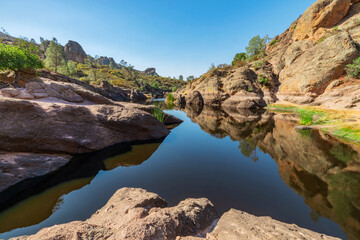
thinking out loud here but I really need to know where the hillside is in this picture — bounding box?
[0,35,186,98]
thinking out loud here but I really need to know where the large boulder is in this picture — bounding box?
[204,209,340,240]
[293,0,352,41]
[143,68,158,76]
[278,31,358,101]
[64,40,87,64]
[12,188,218,240]
[0,98,170,154]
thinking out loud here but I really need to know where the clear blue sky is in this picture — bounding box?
[1,0,314,78]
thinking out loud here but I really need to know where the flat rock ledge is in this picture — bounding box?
[10,188,339,240]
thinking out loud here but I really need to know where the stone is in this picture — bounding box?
[186,91,204,106]
[293,0,352,41]
[0,152,70,192]
[0,98,170,154]
[143,67,158,76]
[279,32,358,98]
[206,209,340,240]
[13,188,218,240]
[64,40,87,64]
[0,88,20,97]
[60,89,84,103]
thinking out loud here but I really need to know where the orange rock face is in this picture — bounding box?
[293,0,351,41]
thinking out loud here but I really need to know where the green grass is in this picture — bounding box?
[166,93,174,102]
[332,126,360,142]
[267,104,360,144]
[152,107,166,122]
[269,39,279,46]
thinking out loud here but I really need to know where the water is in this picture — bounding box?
[0,103,359,240]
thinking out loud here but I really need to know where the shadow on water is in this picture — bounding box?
[0,102,359,239]
[0,138,164,236]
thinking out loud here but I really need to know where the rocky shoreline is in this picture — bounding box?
[8,188,340,240]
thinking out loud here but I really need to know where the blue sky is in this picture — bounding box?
[0,0,314,78]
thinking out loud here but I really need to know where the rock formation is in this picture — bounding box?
[64,40,87,64]
[98,57,121,69]
[10,188,340,240]
[143,67,158,76]
[176,0,360,110]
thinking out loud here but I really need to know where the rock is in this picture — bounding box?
[222,91,266,110]
[12,188,341,240]
[278,32,358,99]
[98,57,120,69]
[130,89,147,102]
[14,188,218,240]
[0,152,70,192]
[293,0,352,41]
[64,40,87,64]
[0,98,170,154]
[101,81,130,101]
[143,68,158,76]
[186,91,204,105]
[60,89,84,103]
[0,88,20,97]
[206,209,340,240]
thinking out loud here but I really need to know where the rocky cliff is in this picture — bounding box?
[64,40,87,63]
[176,0,360,110]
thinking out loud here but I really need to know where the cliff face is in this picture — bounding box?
[177,0,360,110]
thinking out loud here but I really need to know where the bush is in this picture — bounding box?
[269,39,279,46]
[232,53,248,66]
[346,57,360,78]
[258,74,269,86]
[152,107,166,122]
[0,43,43,72]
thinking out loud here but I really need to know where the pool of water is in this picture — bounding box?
[0,104,359,239]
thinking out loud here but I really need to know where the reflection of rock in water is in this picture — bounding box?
[183,106,360,240]
[0,138,165,234]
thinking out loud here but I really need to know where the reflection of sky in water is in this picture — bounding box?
[0,109,353,240]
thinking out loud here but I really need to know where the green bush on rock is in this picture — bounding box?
[345,57,360,78]
[0,43,43,72]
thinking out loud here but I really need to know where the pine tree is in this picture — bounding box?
[44,38,66,73]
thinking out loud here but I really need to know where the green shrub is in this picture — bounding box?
[345,57,360,78]
[152,107,166,122]
[333,26,339,32]
[166,93,174,102]
[317,37,326,44]
[0,43,43,72]
[258,74,269,86]
[232,53,248,66]
[269,39,279,46]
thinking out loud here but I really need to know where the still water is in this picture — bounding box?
[0,103,359,240]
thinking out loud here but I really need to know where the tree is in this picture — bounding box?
[85,56,100,82]
[39,37,45,43]
[0,43,43,81]
[14,38,40,55]
[59,60,77,77]
[346,57,360,78]
[44,38,66,73]
[179,75,184,81]
[209,63,216,71]
[232,52,248,66]
[109,61,115,69]
[245,35,271,58]
[187,76,195,82]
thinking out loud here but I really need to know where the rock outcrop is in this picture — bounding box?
[0,97,170,154]
[143,67,158,76]
[64,40,87,64]
[11,188,340,240]
[98,57,121,69]
[176,0,360,110]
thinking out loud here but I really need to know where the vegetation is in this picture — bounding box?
[345,57,360,78]
[0,43,43,73]
[317,36,326,44]
[269,39,279,46]
[267,104,360,143]
[44,38,66,73]
[152,107,166,122]
[231,53,248,66]
[245,35,271,58]
[166,93,174,103]
[258,74,269,86]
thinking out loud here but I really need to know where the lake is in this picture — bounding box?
[0,102,359,240]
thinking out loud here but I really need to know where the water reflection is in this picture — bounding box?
[0,139,164,236]
[182,105,360,240]
[0,103,359,240]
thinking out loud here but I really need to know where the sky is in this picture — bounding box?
[0,0,314,78]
